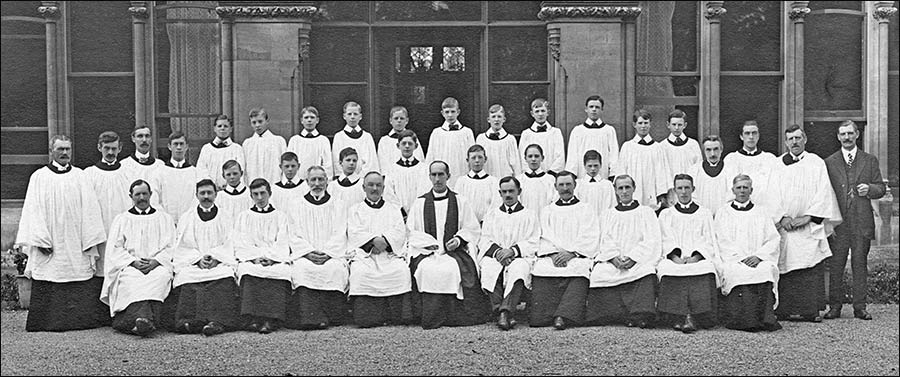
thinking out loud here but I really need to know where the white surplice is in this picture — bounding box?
[232,206,293,284]
[519,123,565,174]
[685,161,736,216]
[331,127,380,176]
[723,149,779,209]
[289,193,352,292]
[196,138,245,189]
[425,123,476,187]
[591,203,661,288]
[120,154,165,188]
[242,130,287,184]
[149,162,207,226]
[565,121,619,179]
[575,176,616,218]
[172,206,237,288]
[656,203,719,283]
[659,135,702,189]
[84,161,131,277]
[377,133,425,173]
[383,158,432,214]
[476,129,522,179]
[477,205,539,297]
[533,198,599,278]
[347,200,411,297]
[453,172,501,223]
[287,132,334,179]
[615,135,670,210]
[216,183,253,225]
[714,201,781,300]
[516,170,558,218]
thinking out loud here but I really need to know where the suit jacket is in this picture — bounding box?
[824,148,885,239]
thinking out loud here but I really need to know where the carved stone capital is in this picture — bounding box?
[788,7,811,20]
[537,6,643,21]
[705,6,727,20]
[215,6,318,19]
[37,5,59,19]
[299,39,310,61]
[128,6,149,19]
[874,7,898,21]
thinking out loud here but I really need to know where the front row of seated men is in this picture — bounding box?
[98,158,782,337]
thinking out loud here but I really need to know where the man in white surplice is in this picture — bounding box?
[530,171,598,330]
[347,172,413,327]
[477,176,539,331]
[406,161,488,329]
[101,179,175,337]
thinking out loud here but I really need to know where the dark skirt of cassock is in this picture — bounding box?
[349,293,414,328]
[775,261,827,317]
[529,276,589,327]
[239,275,290,321]
[26,276,110,332]
[410,253,491,330]
[112,300,163,333]
[585,275,657,325]
[724,282,780,331]
[488,275,527,316]
[656,273,718,326]
[284,287,349,329]
[175,277,241,330]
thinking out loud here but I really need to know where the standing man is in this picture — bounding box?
[686,135,734,215]
[84,131,132,284]
[659,110,702,192]
[723,120,778,210]
[824,120,885,320]
[332,101,380,176]
[565,95,619,179]
[120,125,165,185]
[17,135,108,331]
[242,108,286,184]
[615,109,670,211]
[151,131,206,225]
[772,125,842,322]
[196,114,245,190]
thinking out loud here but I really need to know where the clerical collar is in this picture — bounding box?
[467,171,489,180]
[525,169,545,178]
[364,197,385,209]
[344,125,363,133]
[300,129,320,138]
[251,204,274,213]
[135,150,151,160]
[129,206,156,215]
[277,176,303,189]
[843,146,857,165]
[584,118,605,128]
[48,160,72,174]
[165,159,190,169]
[634,134,655,146]
[397,157,419,167]
[223,183,246,195]
[441,121,463,131]
[730,200,754,211]
[739,147,761,156]
[615,200,640,211]
[211,137,232,148]
[197,205,218,221]
[782,151,807,166]
[501,202,524,214]
[305,191,330,205]
[702,160,724,177]
[131,152,156,165]
[674,201,699,214]
[555,196,580,206]
[95,159,121,171]
[485,128,508,140]
[431,189,449,200]
[531,121,551,132]
[336,174,360,187]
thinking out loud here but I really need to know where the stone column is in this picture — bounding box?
[869,2,896,181]
[538,2,642,146]
[700,1,725,139]
[220,14,235,121]
[129,1,151,150]
[784,1,810,137]
[38,1,60,139]
[215,3,316,142]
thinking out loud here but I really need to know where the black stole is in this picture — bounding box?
[416,190,478,288]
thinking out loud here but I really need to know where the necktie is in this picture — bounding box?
[638,138,654,146]
[139,157,148,164]
[535,124,547,133]
[487,132,500,141]
[669,137,687,147]
[346,129,362,139]
[448,123,460,131]
[525,171,542,178]
[283,181,297,189]
[506,206,514,214]
[302,131,317,139]
[340,177,352,186]
[590,177,597,183]
[389,132,400,139]
[847,153,853,168]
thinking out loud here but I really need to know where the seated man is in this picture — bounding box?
[233,178,293,334]
[406,161,489,329]
[656,174,719,333]
[102,179,175,337]
[714,174,782,332]
[588,175,660,328]
[531,171,599,330]
[288,166,352,330]
[171,179,241,336]
[478,177,539,330]
[347,172,413,327]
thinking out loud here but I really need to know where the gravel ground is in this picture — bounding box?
[2,305,898,376]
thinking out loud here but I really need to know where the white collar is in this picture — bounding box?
[789,151,807,161]
[585,118,603,126]
[198,204,215,213]
[301,129,320,137]
[676,200,694,209]
[733,200,750,208]
[432,189,448,198]
[309,190,326,200]
[667,133,687,142]
[135,150,151,159]
[843,146,858,163]
[528,168,545,175]
[213,137,232,146]
[388,129,403,137]
[441,120,463,131]
[401,156,416,163]
[343,124,362,133]
[51,160,70,170]
[282,175,302,186]
[633,134,653,143]
[486,128,508,138]
[559,196,577,204]
[224,182,246,193]
[468,170,488,179]
[102,159,117,166]
[530,121,552,132]
[742,146,758,154]
[338,173,359,182]
[252,130,272,138]
[170,158,185,168]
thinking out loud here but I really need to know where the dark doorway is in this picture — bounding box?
[374,27,481,152]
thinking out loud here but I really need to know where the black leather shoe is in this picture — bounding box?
[763,321,783,332]
[246,322,260,332]
[681,314,696,334]
[853,309,872,320]
[803,314,823,323]
[134,318,155,337]
[553,316,566,330]
[497,311,511,331]
[824,306,841,319]
[258,321,273,334]
[202,322,225,336]
[673,322,683,331]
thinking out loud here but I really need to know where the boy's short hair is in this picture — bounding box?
[339,147,358,162]
[585,95,605,108]
[280,151,299,164]
[222,159,242,172]
[530,98,549,110]
[196,178,216,192]
[441,97,459,109]
[214,114,231,126]
[249,107,268,120]
[583,149,602,165]
[668,109,686,122]
[733,173,752,186]
[398,129,418,144]
[467,144,486,158]
[673,173,694,187]
[633,109,651,123]
[300,106,319,117]
[343,101,361,113]
[390,105,408,117]
[249,178,271,193]
[168,131,186,143]
[740,120,758,135]
[524,143,544,157]
[98,131,119,145]
[488,104,505,115]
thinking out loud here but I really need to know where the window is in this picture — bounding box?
[309,26,370,137]
[442,46,465,72]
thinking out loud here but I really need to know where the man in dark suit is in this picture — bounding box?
[824,120,885,320]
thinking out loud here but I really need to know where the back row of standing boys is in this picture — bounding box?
[18,95,883,338]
